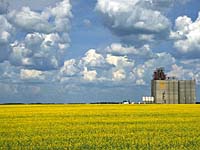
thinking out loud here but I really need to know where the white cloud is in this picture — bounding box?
[131,52,176,84]
[82,67,97,81]
[41,33,60,49]
[0,0,9,14]
[3,0,72,70]
[106,43,137,55]
[8,0,72,34]
[96,0,171,45]
[0,15,13,43]
[8,7,52,33]
[181,59,200,69]
[25,32,70,55]
[57,47,177,85]
[167,64,186,79]
[167,64,198,81]
[141,0,190,11]
[0,31,10,42]
[9,42,32,66]
[81,49,105,67]
[47,0,72,32]
[7,0,61,11]
[135,67,145,78]
[145,52,176,68]
[57,47,136,83]
[60,59,78,76]
[106,43,153,56]
[171,12,200,54]
[136,79,145,85]
[25,32,44,47]
[112,69,126,81]
[20,69,44,80]
[0,61,20,81]
[50,0,72,18]
[57,48,135,83]
[106,54,134,68]
[9,34,64,70]
[0,15,14,62]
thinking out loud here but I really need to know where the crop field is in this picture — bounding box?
[0,104,200,149]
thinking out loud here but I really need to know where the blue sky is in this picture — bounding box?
[0,0,200,103]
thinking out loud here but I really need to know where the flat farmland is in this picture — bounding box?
[0,104,200,149]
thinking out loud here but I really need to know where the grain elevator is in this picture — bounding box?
[151,68,196,104]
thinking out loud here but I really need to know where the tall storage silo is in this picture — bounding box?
[178,80,196,104]
[178,80,186,104]
[190,80,196,104]
[167,80,179,104]
[168,81,174,104]
[185,80,191,104]
[151,68,196,104]
[168,81,171,103]
[173,80,179,104]
[151,68,168,104]
[152,80,168,104]
[160,81,168,104]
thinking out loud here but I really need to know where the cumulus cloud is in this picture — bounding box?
[57,47,136,84]
[0,61,20,82]
[5,41,197,87]
[9,38,62,70]
[50,0,72,18]
[57,45,179,86]
[60,59,79,76]
[57,46,177,86]
[9,42,32,66]
[181,59,200,69]
[171,12,200,54]
[0,15,14,62]
[136,79,145,85]
[131,52,176,85]
[167,64,186,79]
[8,7,52,33]
[0,15,13,44]
[140,0,190,12]
[106,54,134,68]
[82,67,97,81]
[0,0,9,14]
[0,0,72,87]
[80,49,105,67]
[4,0,72,70]
[166,64,199,83]
[8,0,72,34]
[96,0,172,46]
[106,43,153,57]
[20,69,45,80]
[112,69,126,81]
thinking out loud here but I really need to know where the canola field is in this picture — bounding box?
[0,104,200,150]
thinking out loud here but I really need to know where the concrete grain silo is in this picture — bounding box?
[178,80,196,104]
[151,68,196,104]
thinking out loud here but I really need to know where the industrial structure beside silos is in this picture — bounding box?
[151,68,196,104]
